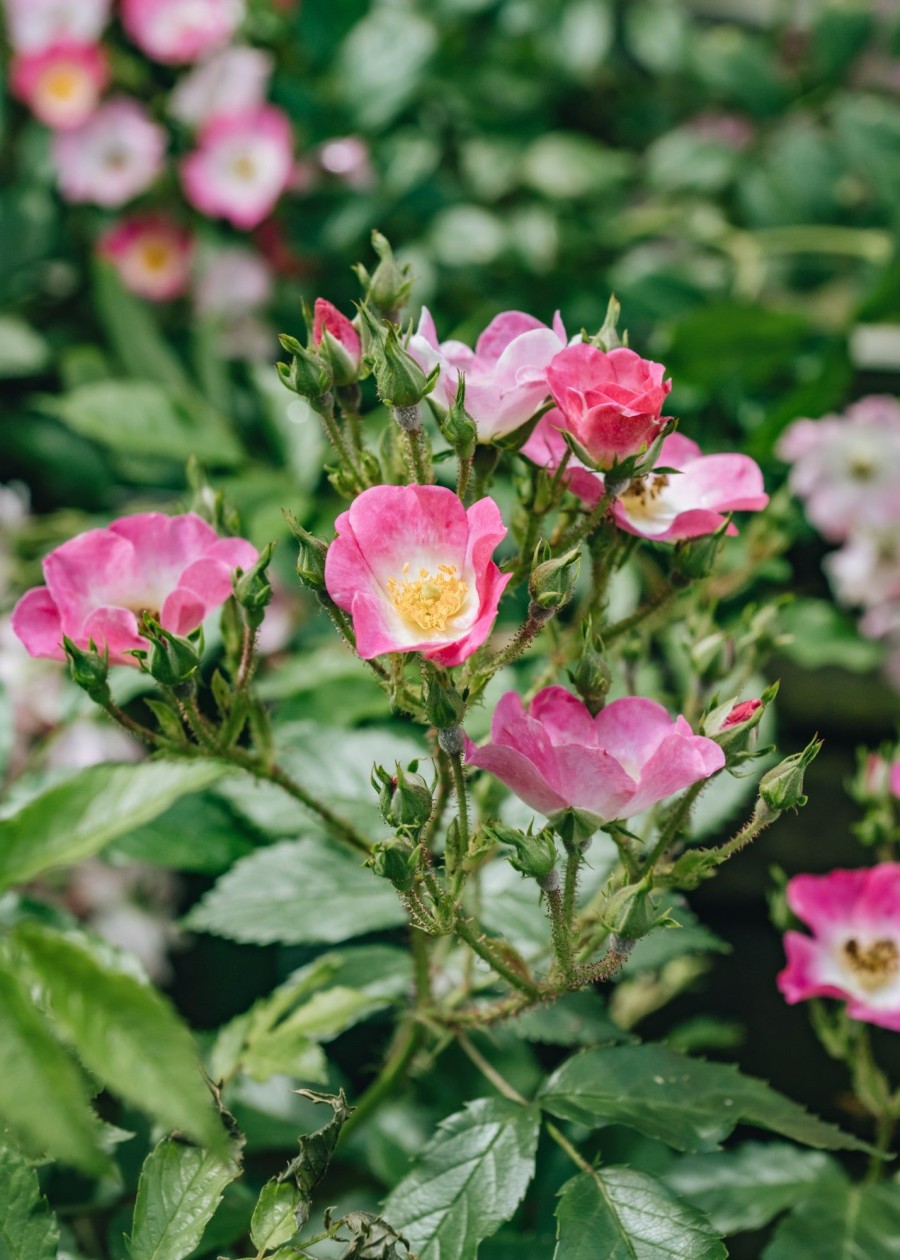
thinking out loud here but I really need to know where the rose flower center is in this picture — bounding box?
[138,239,174,273]
[387,563,468,633]
[619,474,670,521]
[842,936,899,992]
[231,154,259,182]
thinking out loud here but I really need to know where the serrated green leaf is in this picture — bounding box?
[664,1141,846,1234]
[14,924,224,1152]
[0,960,106,1175]
[284,1089,352,1230]
[184,836,405,946]
[505,991,631,1046]
[383,1098,540,1260]
[250,1179,301,1252]
[554,1167,726,1260]
[108,791,258,875]
[762,1181,900,1259]
[127,1137,241,1260]
[0,759,227,892]
[539,1044,873,1153]
[0,1144,60,1260]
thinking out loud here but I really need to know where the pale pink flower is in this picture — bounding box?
[98,214,193,302]
[313,298,362,385]
[778,866,900,1032]
[324,485,510,667]
[408,308,568,442]
[777,396,900,542]
[52,97,166,207]
[12,512,257,666]
[546,343,672,470]
[168,44,272,127]
[121,0,243,65]
[523,421,767,540]
[181,106,294,229]
[823,529,900,612]
[3,0,111,54]
[317,136,374,189]
[465,687,724,827]
[10,41,108,130]
[193,245,273,317]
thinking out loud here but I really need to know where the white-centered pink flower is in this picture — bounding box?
[3,0,111,54]
[465,686,725,827]
[181,106,294,229]
[98,214,193,302]
[12,512,257,666]
[121,0,243,64]
[52,97,166,207]
[546,343,672,470]
[168,44,272,127]
[324,485,510,667]
[777,396,900,542]
[523,419,768,541]
[193,245,273,317]
[10,41,108,130]
[408,308,568,442]
[778,866,900,1031]
[824,529,900,613]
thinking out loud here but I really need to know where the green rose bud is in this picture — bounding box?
[758,736,823,813]
[63,636,110,703]
[372,761,434,833]
[146,621,201,687]
[440,375,478,459]
[484,820,558,885]
[567,621,612,716]
[353,230,413,318]
[529,542,581,612]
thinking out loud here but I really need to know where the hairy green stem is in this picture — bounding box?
[602,582,680,644]
[454,919,542,1000]
[546,885,574,978]
[554,483,618,551]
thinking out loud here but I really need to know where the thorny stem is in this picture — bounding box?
[469,601,553,699]
[100,698,160,747]
[602,582,680,644]
[398,418,433,485]
[562,848,582,927]
[318,401,366,489]
[235,621,256,691]
[454,919,542,1000]
[553,483,619,551]
[456,454,473,501]
[546,885,574,978]
[450,750,470,858]
[646,779,709,868]
[567,937,634,988]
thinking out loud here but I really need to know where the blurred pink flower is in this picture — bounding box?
[193,244,273,317]
[2,0,110,54]
[52,97,166,206]
[12,512,257,666]
[168,44,272,127]
[122,0,243,65]
[317,136,374,189]
[98,214,193,301]
[181,106,294,229]
[823,529,900,613]
[324,485,510,666]
[10,41,108,129]
[777,396,900,542]
[465,686,724,827]
[778,866,900,1031]
[409,308,567,442]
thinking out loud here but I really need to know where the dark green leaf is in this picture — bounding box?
[539,1044,873,1153]
[92,262,191,389]
[249,1179,301,1252]
[184,836,406,946]
[383,1098,540,1259]
[0,1143,60,1260]
[14,924,225,1152]
[505,991,631,1046]
[108,792,258,875]
[284,1089,352,1230]
[763,1181,900,1259]
[554,1167,726,1260]
[127,1138,241,1260]
[0,759,227,892]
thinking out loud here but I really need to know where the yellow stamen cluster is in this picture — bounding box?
[843,937,899,992]
[620,473,670,520]
[42,65,81,102]
[387,562,468,633]
[138,239,173,274]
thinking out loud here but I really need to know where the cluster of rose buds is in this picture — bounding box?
[779,395,900,686]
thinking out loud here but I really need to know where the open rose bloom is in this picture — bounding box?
[324,485,510,666]
[12,513,257,666]
[52,97,166,206]
[168,44,272,127]
[99,215,193,302]
[122,0,243,64]
[3,0,111,53]
[409,309,567,442]
[465,686,724,827]
[778,866,900,1031]
[181,106,294,228]
[11,41,108,129]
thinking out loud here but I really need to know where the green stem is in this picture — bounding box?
[546,883,573,978]
[602,582,679,645]
[100,699,160,747]
[554,483,618,551]
[470,601,553,700]
[456,454,473,501]
[454,919,542,1000]
[457,1033,529,1105]
[339,1018,424,1142]
[646,779,709,868]
[318,402,364,487]
[545,1119,596,1176]
[450,751,470,858]
[562,848,582,926]
[401,423,433,485]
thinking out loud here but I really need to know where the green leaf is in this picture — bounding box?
[108,791,258,875]
[0,759,227,892]
[92,261,191,389]
[184,836,406,946]
[0,1144,60,1260]
[505,991,631,1046]
[539,1044,873,1153]
[249,1179,301,1252]
[779,599,884,673]
[664,1141,845,1234]
[127,1138,242,1260]
[763,1181,900,1259]
[0,958,106,1174]
[554,1167,726,1260]
[0,316,49,378]
[283,1089,352,1230]
[383,1098,540,1259]
[14,923,224,1152]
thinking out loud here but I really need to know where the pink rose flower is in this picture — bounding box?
[546,343,672,469]
[3,0,110,54]
[10,41,108,130]
[324,485,510,667]
[52,97,166,207]
[168,44,272,128]
[777,866,900,1031]
[408,308,568,442]
[193,245,273,317]
[98,214,193,302]
[823,529,900,612]
[523,420,767,541]
[12,512,257,666]
[777,396,900,542]
[181,106,294,229]
[121,0,243,64]
[316,136,374,189]
[465,686,725,827]
[313,298,362,383]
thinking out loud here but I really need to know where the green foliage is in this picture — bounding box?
[127,1139,242,1260]
[249,1179,301,1253]
[0,1144,60,1260]
[762,1182,900,1259]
